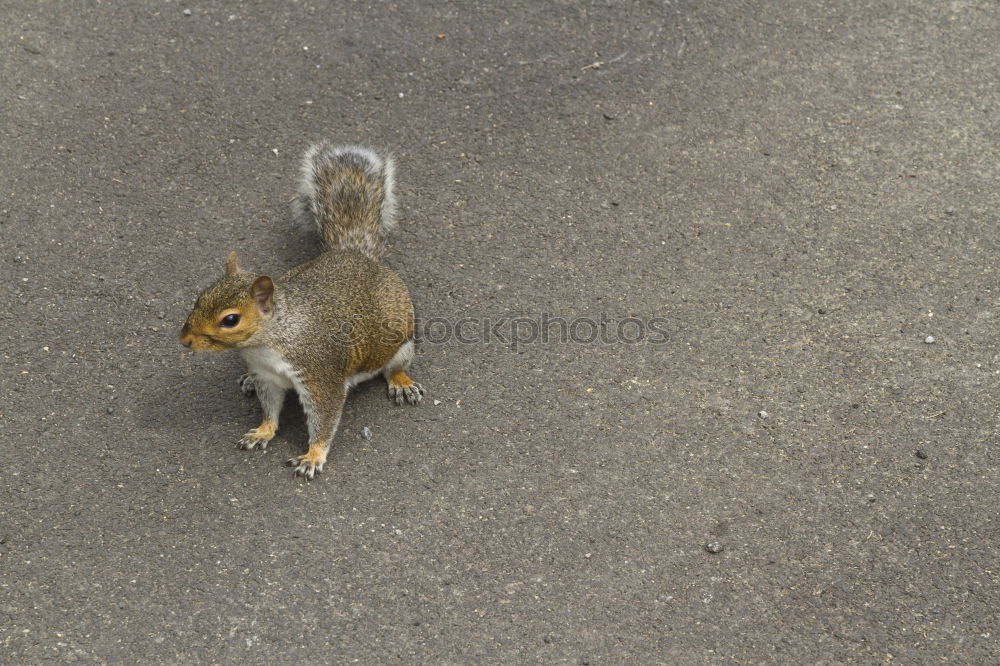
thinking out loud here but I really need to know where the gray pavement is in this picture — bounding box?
[1,1,998,663]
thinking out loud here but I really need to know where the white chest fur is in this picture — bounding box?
[240,347,299,390]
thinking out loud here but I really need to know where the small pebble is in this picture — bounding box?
[924,335,935,344]
[915,449,928,460]
[182,8,192,16]
[705,542,724,554]
[817,308,827,315]
[432,399,441,406]
[106,407,114,414]
[866,493,877,503]
[758,410,769,419]
[360,426,372,441]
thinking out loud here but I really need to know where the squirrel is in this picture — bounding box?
[179,142,424,480]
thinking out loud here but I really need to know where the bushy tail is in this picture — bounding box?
[292,142,397,260]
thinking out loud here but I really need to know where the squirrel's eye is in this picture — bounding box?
[220,313,241,328]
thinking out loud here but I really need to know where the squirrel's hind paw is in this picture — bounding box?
[387,371,425,406]
[389,382,425,406]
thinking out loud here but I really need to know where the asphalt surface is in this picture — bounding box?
[2,1,998,663]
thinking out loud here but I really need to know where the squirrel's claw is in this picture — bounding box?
[389,382,425,406]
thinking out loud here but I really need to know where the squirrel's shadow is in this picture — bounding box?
[141,355,309,451]
[258,224,404,282]
[272,227,315,270]
[144,352,382,454]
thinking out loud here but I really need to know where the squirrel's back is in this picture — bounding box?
[293,143,397,260]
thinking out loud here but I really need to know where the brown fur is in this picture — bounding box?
[179,270,263,351]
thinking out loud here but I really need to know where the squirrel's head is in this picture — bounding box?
[179,251,274,351]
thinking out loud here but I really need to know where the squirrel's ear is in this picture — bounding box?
[225,251,242,276]
[252,276,274,315]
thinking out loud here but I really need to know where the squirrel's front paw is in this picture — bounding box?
[238,420,276,450]
[287,451,326,480]
[238,431,271,450]
[238,373,257,396]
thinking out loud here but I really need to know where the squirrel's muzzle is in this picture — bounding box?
[179,323,193,348]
